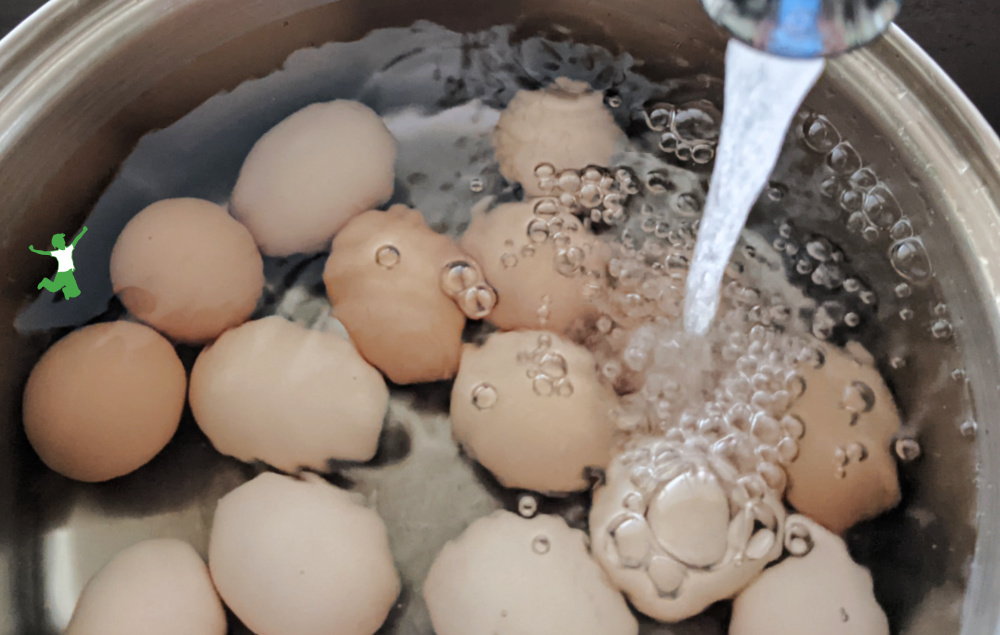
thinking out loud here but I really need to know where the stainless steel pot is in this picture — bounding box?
[1,1,998,634]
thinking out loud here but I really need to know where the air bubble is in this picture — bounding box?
[645,104,675,131]
[579,184,602,208]
[534,163,556,179]
[785,521,814,557]
[820,176,842,198]
[840,188,864,213]
[802,114,840,153]
[676,192,703,216]
[894,283,912,298]
[842,381,876,414]
[607,95,623,108]
[375,245,401,269]
[555,247,585,276]
[469,178,484,193]
[826,142,862,175]
[960,420,978,439]
[863,185,902,228]
[890,237,932,282]
[890,356,906,369]
[533,375,554,397]
[518,495,538,518]
[846,442,868,462]
[692,144,715,164]
[659,132,680,152]
[472,383,498,410]
[674,101,721,144]
[931,319,954,340]
[900,308,914,321]
[894,437,921,462]
[540,352,568,378]
[501,253,518,269]
[532,535,551,554]
[890,218,914,240]
[533,198,560,218]
[862,225,880,242]
[849,168,878,191]
[805,238,833,262]
[846,211,867,233]
[844,312,860,327]
[460,285,496,320]
[527,219,550,243]
[558,170,582,193]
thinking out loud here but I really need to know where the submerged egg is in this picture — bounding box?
[209,472,400,635]
[589,439,785,623]
[110,198,264,344]
[785,341,902,534]
[493,77,626,196]
[461,200,607,333]
[424,510,638,635]
[66,539,226,635]
[231,100,397,256]
[22,321,186,482]
[730,515,889,635]
[450,330,616,494]
[189,316,389,472]
[324,204,494,384]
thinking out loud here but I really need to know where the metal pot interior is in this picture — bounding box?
[0,0,997,633]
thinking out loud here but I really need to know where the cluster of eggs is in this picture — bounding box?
[24,76,902,635]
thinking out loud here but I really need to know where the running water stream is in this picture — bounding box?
[683,40,825,335]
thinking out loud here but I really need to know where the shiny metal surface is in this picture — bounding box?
[0,1,998,634]
[700,0,900,57]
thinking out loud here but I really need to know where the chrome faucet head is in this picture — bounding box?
[699,0,901,58]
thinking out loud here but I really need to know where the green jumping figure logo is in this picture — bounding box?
[30,227,88,300]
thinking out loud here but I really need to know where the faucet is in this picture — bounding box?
[699,0,901,57]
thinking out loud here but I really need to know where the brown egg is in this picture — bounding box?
[110,198,264,344]
[189,316,390,472]
[785,341,902,534]
[23,321,186,482]
[493,78,626,197]
[589,437,785,623]
[730,515,889,635]
[209,472,400,635]
[424,511,638,635]
[231,100,397,256]
[324,204,495,384]
[450,330,616,494]
[460,200,607,333]
[66,539,226,635]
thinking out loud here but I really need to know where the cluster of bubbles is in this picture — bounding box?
[533,162,639,226]
[644,100,722,165]
[516,333,575,398]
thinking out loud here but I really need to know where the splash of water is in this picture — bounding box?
[684,41,825,335]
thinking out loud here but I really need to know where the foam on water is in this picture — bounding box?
[684,41,824,335]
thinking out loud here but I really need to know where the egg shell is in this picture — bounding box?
[730,515,889,635]
[66,539,225,635]
[460,200,607,333]
[209,472,400,635]
[189,315,389,472]
[22,321,186,482]
[493,77,625,197]
[450,330,616,494]
[110,198,264,344]
[324,204,486,384]
[589,441,785,623]
[785,342,902,535]
[231,100,397,256]
[424,510,638,635]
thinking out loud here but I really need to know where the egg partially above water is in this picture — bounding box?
[231,100,397,257]
[22,320,186,483]
[65,539,226,635]
[460,200,608,334]
[423,510,638,635]
[189,315,390,472]
[324,204,495,385]
[450,330,616,494]
[110,197,264,344]
[209,472,400,635]
[784,341,903,535]
[492,77,626,197]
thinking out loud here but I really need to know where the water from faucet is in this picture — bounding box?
[683,40,824,335]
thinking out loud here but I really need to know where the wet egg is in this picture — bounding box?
[731,515,889,635]
[231,100,397,256]
[461,200,607,333]
[22,321,186,482]
[424,510,638,635]
[493,77,625,197]
[66,539,226,635]
[110,198,264,344]
[209,472,400,635]
[189,316,389,472]
[450,330,616,494]
[324,204,494,384]
[785,341,903,535]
